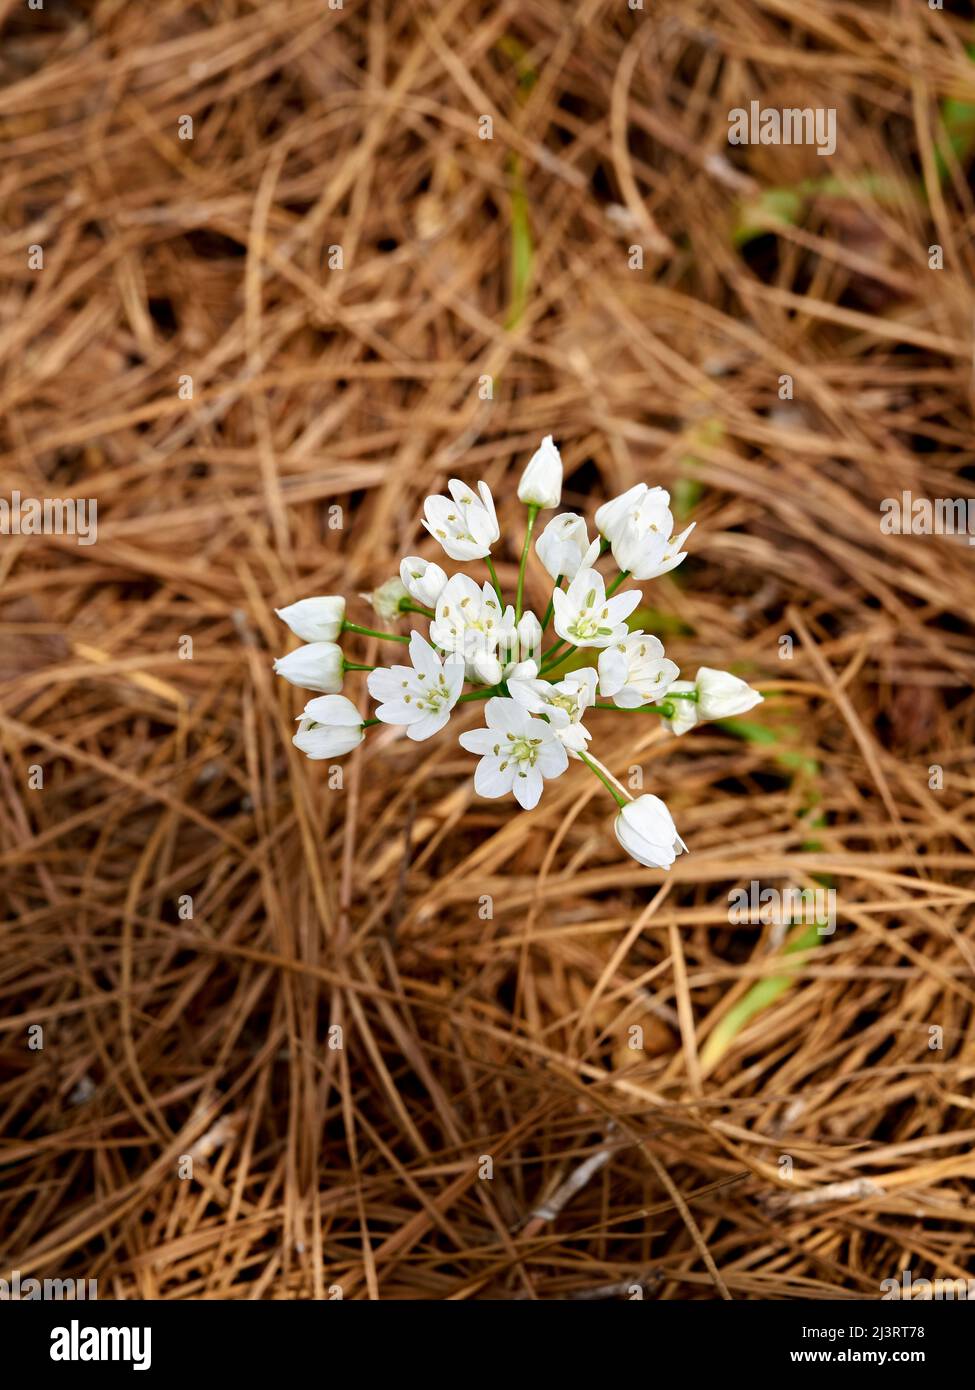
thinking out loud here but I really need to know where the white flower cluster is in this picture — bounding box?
[273,437,763,869]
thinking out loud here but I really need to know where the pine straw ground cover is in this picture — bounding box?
[1,0,974,1302]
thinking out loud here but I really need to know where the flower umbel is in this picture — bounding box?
[272,433,766,868]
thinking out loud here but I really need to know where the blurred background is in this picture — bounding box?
[2,0,975,1299]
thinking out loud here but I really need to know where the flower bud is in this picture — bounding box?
[694,667,763,719]
[273,641,343,693]
[515,610,542,665]
[293,694,364,758]
[517,435,563,509]
[614,794,685,868]
[275,595,345,642]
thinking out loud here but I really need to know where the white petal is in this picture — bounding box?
[444,662,466,702]
[536,738,570,776]
[373,699,417,725]
[513,765,543,809]
[476,480,499,534]
[302,694,362,726]
[408,630,443,680]
[551,589,574,644]
[604,587,643,624]
[570,667,599,707]
[484,697,531,734]
[459,727,501,755]
[408,709,450,741]
[598,646,627,697]
[472,650,503,686]
[439,571,481,607]
[508,677,551,714]
[367,666,411,701]
[474,755,514,798]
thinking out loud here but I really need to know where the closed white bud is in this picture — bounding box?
[273,642,343,693]
[614,794,686,869]
[515,610,542,663]
[517,435,563,509]
[694,667,763,719]
[275,595,345,642]
[293,695,364,758]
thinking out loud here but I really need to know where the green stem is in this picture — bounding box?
[457,685,501,704]
[605,569,629,597]
[515,505,539,622]
[668,689,699,701]
[485,555,504,606]
[595,700,673,716]
[343,661,376,673]
[363,717,381,728]
[399,599,434,619]
[541,642,577,673]
[342,621,409,644]
[578,751,628,807]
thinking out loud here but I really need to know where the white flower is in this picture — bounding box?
[517,434,563,509]
[595,484,666,544]
[661,680,699,736]
[367,631,464,741]
[273,641,343,693]
[603,485,695,580]
[597,632,680,709]
[422,479,499,561]
[459,697,569,809]
[293,694,364,759]
[399,555,448,608]
[364,577,408,621]
[275,595,345,642]
[615,794,686,869]
[694,667,763,719]
[535,513,595,581]
[428,572,515,684]
[508,666,597,757]
[551,566,641,649]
